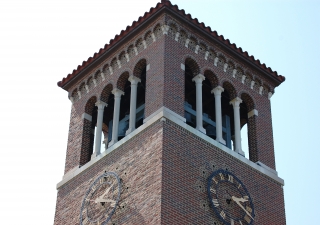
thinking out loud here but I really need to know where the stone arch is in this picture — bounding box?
[100,84,113,103]
[144,30,153,46]
[222,81,237,100]
[119,51,127,66]
[117,72,130,91]
[135,38,144,53]
[94,70,103,84]
[153,24,162,38]
[111,58,118,72]
[188,36,198,52]
[198,42,207,56]
[133,58,147,79]
[204,70,219,88]
[127,44,135,58]
[79,82,86,96]
[168,22,178,39]
[87,76,95,90]
[178,29,188,45]
[207,48,217,62]
[185,57,200,77]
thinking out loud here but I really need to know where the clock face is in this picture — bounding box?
[80,172,121,225]
[207,169,255,225]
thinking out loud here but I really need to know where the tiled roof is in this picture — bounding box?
[58,0,285,89]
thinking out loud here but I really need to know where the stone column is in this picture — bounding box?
[230,97,245,156]
[126,75,141,135]
[192,74,206,133]
[211,86,225,144]
[109,88,124,147]
[94,100,107,156]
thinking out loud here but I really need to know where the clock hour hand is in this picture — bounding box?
[231,196,254,220]
[94,185,113,204]
[95,199,116,207]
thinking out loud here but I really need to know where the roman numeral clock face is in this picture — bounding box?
[207,169,255,225]
[80,172,121,225]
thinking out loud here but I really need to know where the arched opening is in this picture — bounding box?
[80,96,97,166]
[100,84,114,148]
[222,82,237,150]
[134,59,147,128]
[184,58,199,129]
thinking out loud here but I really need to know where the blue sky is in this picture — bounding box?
[0,0,319,224]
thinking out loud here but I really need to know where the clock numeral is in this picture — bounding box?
[220,210,226,219]
[85,198,90,203]
[210,188,216,194]
[246,206,252,213]
[230,218,234,225]
[100,178,104,185]
[238,184,242,189]
[228,175,234,183]
[244,215,251,223]
[212,199,219,207]
[91,185,96,192]
[212,177,218,184]
[219,173,224,180]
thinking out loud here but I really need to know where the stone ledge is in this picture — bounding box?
[57,107,284,189]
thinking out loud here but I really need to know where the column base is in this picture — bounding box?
[216,138,226,145]
[197,126,206,134]
[125,127,134,136]
[108,140,117,147]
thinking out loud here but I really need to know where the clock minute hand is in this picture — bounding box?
[231,196,254,221]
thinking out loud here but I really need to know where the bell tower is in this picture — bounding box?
[54,1,286,224]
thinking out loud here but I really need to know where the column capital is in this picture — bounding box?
[229,97,242,107]
[192,74,205,83]
[211,86,224,95]
[112,88,124,97]
[95,100,107,109]
[128,75,141,85]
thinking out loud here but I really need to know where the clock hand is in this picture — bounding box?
[95,199,116,207]
[94,185,113,204]
[231,196,254,220]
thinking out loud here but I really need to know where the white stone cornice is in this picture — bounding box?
[146,64,150,71]
[161,25,169,35]
[109,67,113,75]
[85,85,89,93]
[93,78,97,87]
[268,92,273,100]
[69,97,74,104]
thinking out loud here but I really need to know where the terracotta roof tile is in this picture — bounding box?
[58,0,285,88]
